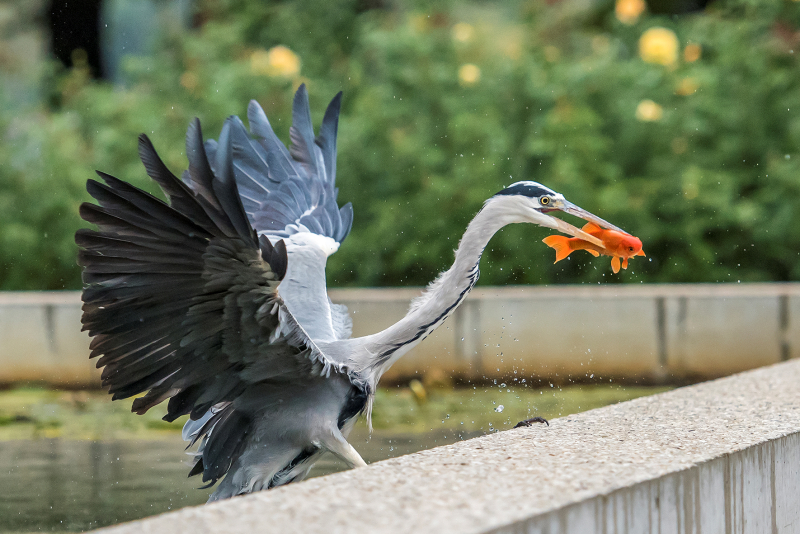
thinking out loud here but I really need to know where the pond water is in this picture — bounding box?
[0,383,670,532]
[0,428,480,532]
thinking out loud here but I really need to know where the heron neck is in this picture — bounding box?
[362,203,508,378]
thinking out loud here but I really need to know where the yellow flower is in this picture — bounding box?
[615,0,646,25]
[411,14,430,34]
[250,49,271,75]
[683,181,699,200]
[675,77,699,96]
[671,137,688,155]
[636,99,663,121]
[501,38,522,60]
[639,27,679,66]
[180,71,198,92]
[458,64,481,86]
[452,22,474,43]
[544,45,561,63]
[684,43,702,62]
[592,35,611,55]
[250,46,301,78]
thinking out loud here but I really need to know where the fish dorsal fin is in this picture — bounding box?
[581,222,602,233]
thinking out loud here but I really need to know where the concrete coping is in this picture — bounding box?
[329,282,800,301]
[6,283,799,385]
[2,282,799,306]
[96,359,800,533]
[0,291,82,305]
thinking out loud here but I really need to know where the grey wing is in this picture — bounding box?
[76,125,342,487]
[204,85,354,343]
[204,84,353,244]
[330,300,353,340]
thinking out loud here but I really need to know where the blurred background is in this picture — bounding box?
[2,0,800,530]
[2,0,800,291]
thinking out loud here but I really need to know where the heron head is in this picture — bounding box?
[490,181,624,247]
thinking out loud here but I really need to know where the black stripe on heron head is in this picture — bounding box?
[493,181,556,198]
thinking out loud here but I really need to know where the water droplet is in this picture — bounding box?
[495,405,504,413]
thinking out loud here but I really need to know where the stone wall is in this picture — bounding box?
[93,359,800,534]
[1,283,798,386]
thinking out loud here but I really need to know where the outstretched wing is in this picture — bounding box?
[204,84,354,343]
[204,84,353,245]
[76,124,345,484]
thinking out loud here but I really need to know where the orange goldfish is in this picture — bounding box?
[542,222,645,273]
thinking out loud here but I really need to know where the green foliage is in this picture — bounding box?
[2,0,800,289]
[369,383,672,433]
[0,383,670,440]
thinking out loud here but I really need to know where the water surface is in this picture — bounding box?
[0,384,670,532]
[1,429,477,532]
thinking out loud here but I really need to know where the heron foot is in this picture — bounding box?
[514,416,549,428]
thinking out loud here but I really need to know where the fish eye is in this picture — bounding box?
[629,247,634,251]
[540,196,550,206]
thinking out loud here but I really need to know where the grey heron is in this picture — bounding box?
[76,85,624,501]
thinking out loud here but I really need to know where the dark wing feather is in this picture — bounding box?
[289,85,323,177]
[76,133,323,486]
[315,91,342,185]
[211,120,256,239]
[224,84,353,245]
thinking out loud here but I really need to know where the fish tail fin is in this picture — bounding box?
[542,235,572,263]
[611,256,621,273]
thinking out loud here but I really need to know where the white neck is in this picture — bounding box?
[355,199,520,382]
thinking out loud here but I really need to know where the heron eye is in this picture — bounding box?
[540,197,550,206]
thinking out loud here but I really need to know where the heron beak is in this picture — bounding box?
[537,199,626,248]
[537,213,605,247]
[557,200,627,234]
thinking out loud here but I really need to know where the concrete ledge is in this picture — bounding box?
[96,359,800,534]
[2,283,800,385]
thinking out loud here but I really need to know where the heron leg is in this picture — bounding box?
[320,427,367,468]
[514,416,549,428]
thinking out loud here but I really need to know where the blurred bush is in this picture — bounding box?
[2,0,800,290]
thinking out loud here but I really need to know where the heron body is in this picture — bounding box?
[77,85,624,501]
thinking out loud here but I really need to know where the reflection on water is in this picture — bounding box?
[2,439,205,532]
[1,384,669,531]
[0,428,480,532]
